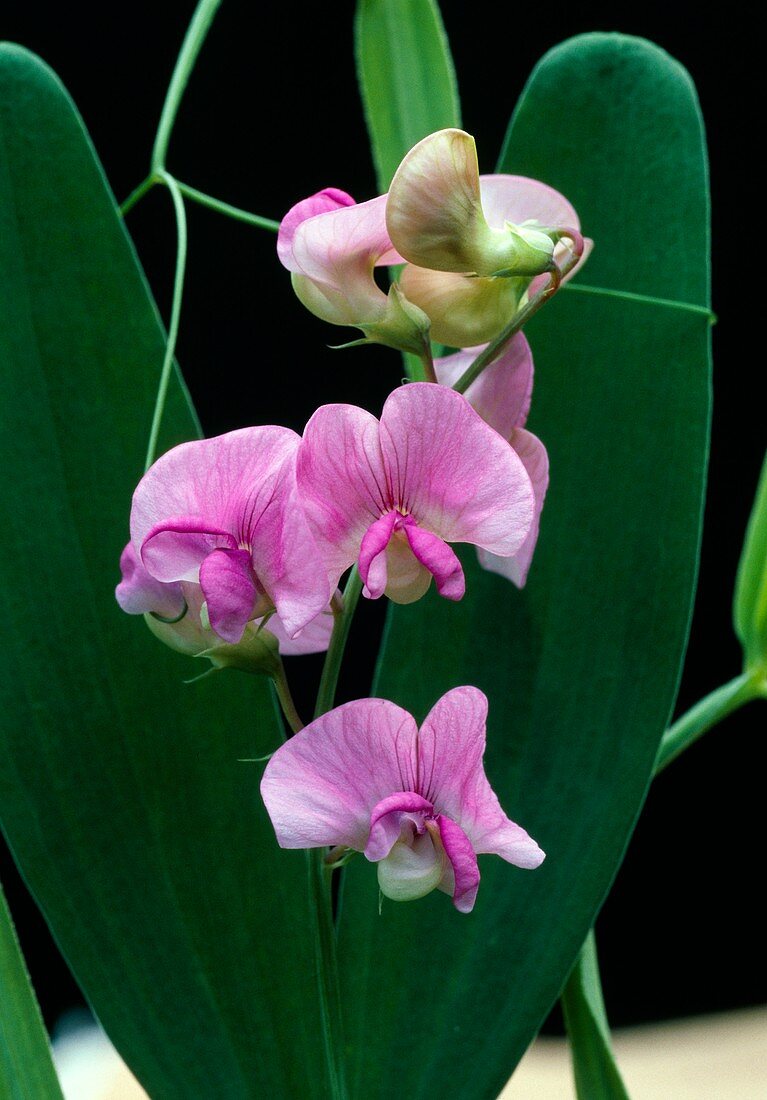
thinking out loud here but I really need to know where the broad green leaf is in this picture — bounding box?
[0,882,64,1100]
[0,44,327,1099]
[340,34,710,1099]
[355,0,460,192]
[561,932,630,1100]
[733,449,767,669]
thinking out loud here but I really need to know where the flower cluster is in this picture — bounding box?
[117,128,586,909]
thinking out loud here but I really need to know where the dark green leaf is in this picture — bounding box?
[0,882,64,1100]
[0,44,325,1098]
[733,449,767,669]
[340,34,710,1098]
[355,0,460,192]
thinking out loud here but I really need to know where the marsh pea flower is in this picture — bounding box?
[435,335,549,587]
[387,128,586,347]
[260,686,544,913]
[277,188,430,355]
[296,383,535,604]
[127,427,329,646]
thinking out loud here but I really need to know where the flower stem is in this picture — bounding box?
[174,181,280,232]
[151,0,224,173]
[144,171,188,471]
[314,567,364,720]
[271,662,305,735]
[654,669,762,774]
[120,174,156,216]
[307,849,348,1099]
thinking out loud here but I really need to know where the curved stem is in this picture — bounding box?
[120,174,156,217]
[144,171,188,471]
[174,181,280,232]
[151,0,224,172]
[314,567,364,720]
[271,662,305,735]
[654,670,761,774]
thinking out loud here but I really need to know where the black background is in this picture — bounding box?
[1,0,763,1040]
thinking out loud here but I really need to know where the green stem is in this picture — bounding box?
[151,0,224,172]
[120,174,156,216]
[314,567,364,720]
[271,662,305,735]
[144,171,188,471]
[654,670,761,774]
[174,181,280,232]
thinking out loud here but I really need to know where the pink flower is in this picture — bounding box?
[128,427,329,645]
[386,129,589,346]
[116,543,334,658]
[296,383,535,604]
[277,188,430,354]
[260,686,544,913]
[434,335,549,587]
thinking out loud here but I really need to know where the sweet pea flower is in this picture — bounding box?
[296,383,535,604]
[386,128,588,347]
[434,334,549,587]
[116,543,334,663]
[260,686,544,913]
[277,188,430,355]
[128,427,329,646]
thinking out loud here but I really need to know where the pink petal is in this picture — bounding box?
[297,404,389,590]
[366,792,434,861]
[403,523,465,600]
[477,428,549,588]
[198,547,257,644]
[359,512,398,599]
[479,175,581,233]
[260,698,419,851]
[435,815,480,913]
[277,188,356,269]
[262,604,335,656]
[379,383,534,557]
[434,333,534,438]
[140,521,237,582]
[418,687,544,870]
[115,542,185,618]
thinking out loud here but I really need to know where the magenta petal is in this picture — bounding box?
[115,543,185,618]
[435,816,480,913]
[141,521,237,582]
[277,188,356,270]
[263,604,335,656]
[379,383,534,556]
[359,512,397,598]
[477,428,549,588]
[434,333,534,438]
[198,547,257,644]
[297,404,389,589]
[260,698,419,850]
[366,792,434,861]
[403,524,465,600]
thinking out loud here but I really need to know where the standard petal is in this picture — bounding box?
[403,524,465,600]
[398,264,523,347]
[115,543,185,618]
[434,816,481,913]
[419,686,544,870]
[297,404,389,589]
[434,333,534,438]
[365,792,434,861]
[260,698,419,851]
[198,547,257,644]
[479,174,581,233]
[477,428,549,588]
[277,188,356,270]
[379,384,534,556]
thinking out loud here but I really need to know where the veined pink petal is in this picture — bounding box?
[260,699,419,851]
[359,512,398,599]
[478,428,549,588]
[198,547,258,644]
[435,815,480,913]
[403,523,465,600]
[398,264,524,348]
[297,404,389,590]
[434,333,534,438]
[140,521,237,582]
[419,687,544,870]
[379,384,534,557]
[479,174,581,233]
[115,543,186,618]
[277,188,356,269]
[262,603,335,656]
[366,792,434,861]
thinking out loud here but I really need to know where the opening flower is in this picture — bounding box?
[435,334,549,587]
[128,427,330,645]
[386,128,588,346]
[260,686,544,913]
[296,383,535,604]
